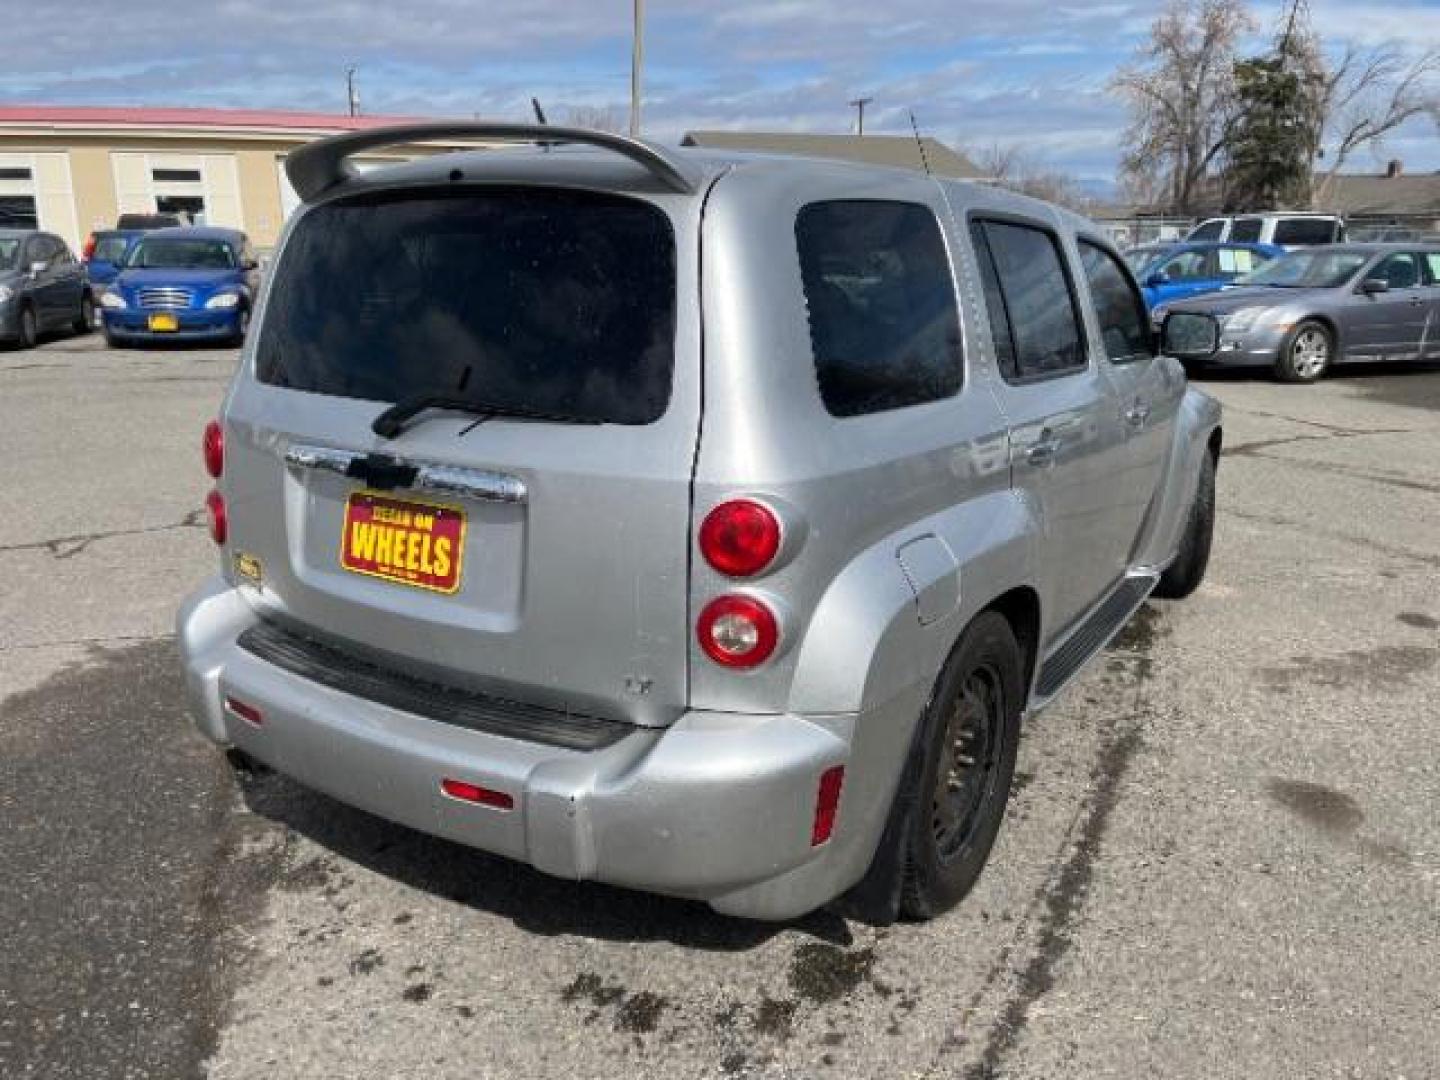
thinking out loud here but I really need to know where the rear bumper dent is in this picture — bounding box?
[177,578,876,919]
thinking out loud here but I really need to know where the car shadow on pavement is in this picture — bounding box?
[1188,359,1440,385]
[234,759,854,952]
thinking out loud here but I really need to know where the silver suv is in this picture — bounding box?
[179,124,1222,923]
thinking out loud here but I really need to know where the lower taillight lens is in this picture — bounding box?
[697,595,779,668]
[206,489,228,545]
[202,419,224,478]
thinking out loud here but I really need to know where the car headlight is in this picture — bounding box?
[1222,307,1265,333]
[0,284,13,303]
[205,292,241,310]
[99,290,127,310]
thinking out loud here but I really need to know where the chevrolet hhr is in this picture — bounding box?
[178,124,1222,923]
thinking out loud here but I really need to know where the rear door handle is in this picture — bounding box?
[1026,436,1059,467]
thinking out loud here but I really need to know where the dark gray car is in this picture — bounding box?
[0,229,91,349]
[1159,244,1440,382]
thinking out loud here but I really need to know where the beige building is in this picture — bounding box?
[0,105,479,250]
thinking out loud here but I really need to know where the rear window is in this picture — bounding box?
[1273,218,1337,246]
[257,188,676,426]
[795,200,962,417]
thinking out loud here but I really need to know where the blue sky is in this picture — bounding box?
[4,0,1437,191]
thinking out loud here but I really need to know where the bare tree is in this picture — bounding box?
[1310,44,1440,204]
[969,143,1090,212]
[564,105,625,133]
[1110,0,1256,214]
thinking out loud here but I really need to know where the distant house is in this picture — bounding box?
[1323,162,1440,236]
[681,130,986,180]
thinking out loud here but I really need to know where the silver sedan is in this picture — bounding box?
[1158,244,1440,382]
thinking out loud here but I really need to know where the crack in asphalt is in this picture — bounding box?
[0,632,171,654]
[1221,507,1440,568]
[1220,405,1409,437]
[0,508,205,560]
[1227,450,1440,495]
[1225,427,1412,458]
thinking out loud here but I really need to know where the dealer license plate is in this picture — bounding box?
[339,491,466,594]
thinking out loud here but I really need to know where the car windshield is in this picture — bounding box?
[256,187,677,426]
[92,236,131,263]
[1236,250,1368,289]
[1124,246,1170,273]
[0,238,19,270]
[126,238,235,269]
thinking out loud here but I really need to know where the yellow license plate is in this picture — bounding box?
[148,312,179,332]
[339,491,466,594]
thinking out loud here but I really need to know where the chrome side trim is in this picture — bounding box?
[283,444,528,505]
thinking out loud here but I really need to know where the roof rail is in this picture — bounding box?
[284,122,704,202]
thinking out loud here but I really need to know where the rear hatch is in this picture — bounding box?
[221,183,702,726]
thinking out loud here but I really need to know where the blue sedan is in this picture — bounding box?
[1124,241,1284,310]
[99,227,261,346]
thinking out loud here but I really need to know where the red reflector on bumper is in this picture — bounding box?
[441,778,514,811]
[224,696,263,727]
[811,765,845,846]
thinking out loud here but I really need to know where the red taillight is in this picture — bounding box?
[202,419,224,478]
[697,594,779,668]
[81,233,96,261]
[224,695,263,727]
[699,499,781,577]
[205,489,228,545]
[441,778,515,810]
[811,765,845,846]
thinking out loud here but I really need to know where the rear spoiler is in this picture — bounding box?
[284,122,704,202]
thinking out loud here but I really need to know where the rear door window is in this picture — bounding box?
[970,219,1086,381]
[1421,253,1440,286]
[1228,217,1263,242]
[1273,218,1337,246]
[1079,241,1152,363]
[257,188,677,426]
[795,200,962,417]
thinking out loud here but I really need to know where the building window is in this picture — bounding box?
[156,195,206,223]
[151,168,202,183]
[0,167,32,181]
[0,195,38,229]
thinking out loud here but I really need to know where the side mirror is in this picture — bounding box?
[1146,270,1171,287]
[29,260,48,278]
[1160,311,1221,360]
[1359,278,1390,295]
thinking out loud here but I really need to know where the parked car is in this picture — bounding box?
[1124,240,1283,309]
[1158,243,1440,382]
[1186,212,1345,248]
[98,226,260,346]
[178,123,1223,924]
[0,228,91,349]
[81,229,145,320]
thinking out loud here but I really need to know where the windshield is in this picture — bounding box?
[0,238,19,270]
[126,238,235,269]
[1237,251,1367,289]
[1124,246,1170,273]
[92,236,132,264]
[256,188,677,426]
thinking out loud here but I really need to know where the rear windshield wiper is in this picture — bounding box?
[372,394,601,438]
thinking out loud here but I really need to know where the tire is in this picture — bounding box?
[73,293,94,335]
[899,611,1023,920]
[102,328,124,348]
[1275,320,1332,383]
[14,303,38,350]
[1154,450,1216,600]
[227,306,250,347]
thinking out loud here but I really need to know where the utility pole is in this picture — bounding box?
[849,97,873,136]
[630,0,645,138]
[346,66,359,117]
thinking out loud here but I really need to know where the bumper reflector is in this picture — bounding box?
[811,765,845,846]
[224,695,263,727]
[441,778,514,811]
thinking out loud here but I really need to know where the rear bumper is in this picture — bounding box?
[177,578,905,920]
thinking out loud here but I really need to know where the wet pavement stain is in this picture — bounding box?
[1397,612,1440,630]
[1110,602,1163,653]
[347,948,385,976]
[751,997,798,1040]
[1266,779,1364,837]
[615,991,668,1034]
[1260,646,1438,691]
[788,942,877,1004]
[401,982,433,1004]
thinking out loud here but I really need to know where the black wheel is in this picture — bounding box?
[1155,450,1216,600]
[17,303,38,350]
[73,293,94,335]
[227,306,250,346]
[899,611,1023,920]
[1274,320,1332,383]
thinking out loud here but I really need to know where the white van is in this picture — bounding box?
[1186,213,1345,248]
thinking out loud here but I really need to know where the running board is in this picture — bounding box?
[1033,574,1157,701]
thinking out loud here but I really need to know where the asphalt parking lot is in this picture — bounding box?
[2,332,1437,1080]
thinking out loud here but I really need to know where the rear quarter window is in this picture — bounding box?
[256,187,677,426]
[795,200,962,418]
[1273,218,1338,246]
